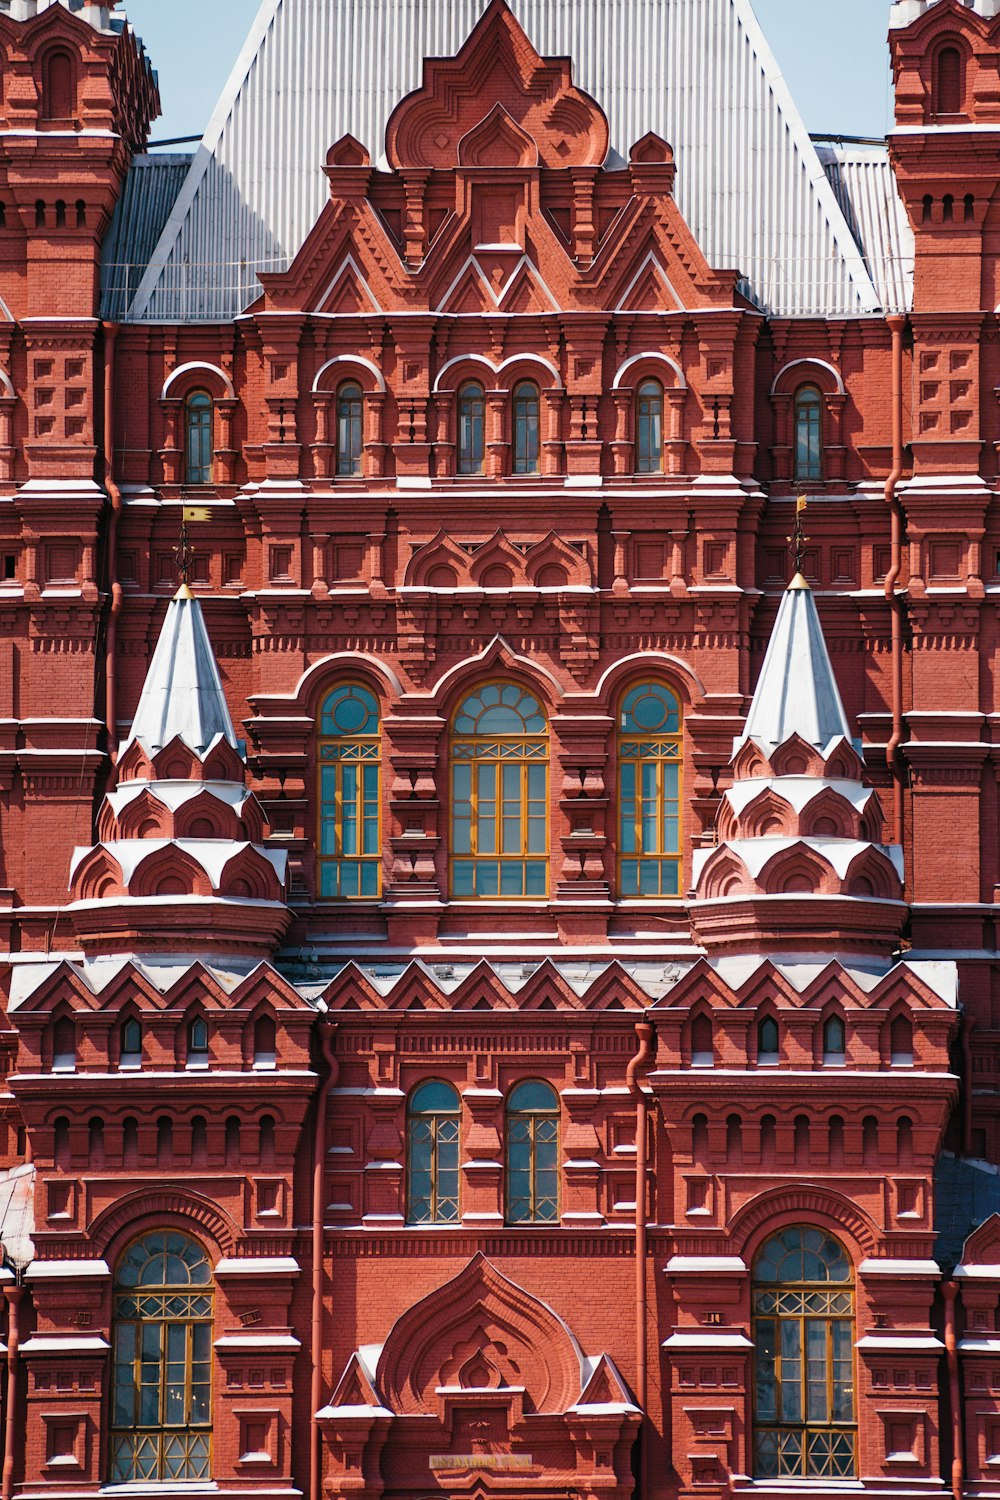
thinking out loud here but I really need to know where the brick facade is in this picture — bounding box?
[0,2,997,1499]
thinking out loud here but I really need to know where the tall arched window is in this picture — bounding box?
[407,1080,460,1224]
[111,1231,213,1483]
[336,381,364,475]
[753,1227,856,1480]
[793,386,823,482]
[458,382,485,475]
[618,682,682,898]
[635,379,664,473]
[936,45,963,115]
[506,1080,558,1224]
[318,683,381,899]
[184,391,213,485]
[41,49,75,121]
[512,381,540,474]
[451,682,548,898]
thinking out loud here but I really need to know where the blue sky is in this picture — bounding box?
[123,0,894,147]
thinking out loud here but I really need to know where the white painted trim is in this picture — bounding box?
[593,651,707,701]
[428,633,566,701]
[215,1256,300,1275]
[313,253,383,316]
[26,1259,110,1279]
[161,361,235,401]
[614,250,683,313]
[612,350,686,391]
[312,353,386,394]
[0,367,16,399]
[432,354,498,393]
[434,255,497,314]
[496,351,563,389]
[770,357,845,397]
[291,651,403,701]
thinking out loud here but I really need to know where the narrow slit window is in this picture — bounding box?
[512,381,540,474]
[635,379,664,473]
[793,385,823,482]
[336,381,364,476]
[318,683,381,899]
[184,391,213,486]
[617,681,682,898]
[457,381,485,475]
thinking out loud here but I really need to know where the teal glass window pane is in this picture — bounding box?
[337,382,364,475]
[458,382,485,474]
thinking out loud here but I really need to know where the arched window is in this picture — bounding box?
[512,381,540,474]
[618,682,682,898]
[407,1080,460,1224]
[758,1016,780,1062]
[451,683,548,898]
[184,391,213,486]
[252,1015,276,1070]
[336,381,364,476]
[691,1012,713,1066]
[890,1014,913,1065]
[753,1227,856,1479]
[936,45,963,116]
[457,382,485,475]
[52,1016,75,1072]
[187,1016,209,1066]
[506,1080,558,1224]
[120,1018,142,1067]
[318,683,381,899]
[111,1231,213,1483]
[635,379,664,473]
[793,385,823,483]
[41,49,75,121]
[823,1015,846,1062]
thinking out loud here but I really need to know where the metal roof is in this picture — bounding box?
[817,143,914,315]
[121,586,240,759]
[124,0,885,323]
[100,154,191,321]
[740,580,854,755]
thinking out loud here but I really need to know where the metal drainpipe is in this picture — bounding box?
[310,1022,339,1500]
[626,1021,655,1492]
[102,322,123,762]
[884,314,907,848]
[943,1280,964,1500]
[1,1282,23,1500]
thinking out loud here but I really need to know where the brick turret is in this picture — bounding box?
[66,584,291,959]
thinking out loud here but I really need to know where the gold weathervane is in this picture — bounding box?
[787,494,808,579]
[174,505,212,587]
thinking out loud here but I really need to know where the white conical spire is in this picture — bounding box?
[740,576,853,754]
[121,585,240,758]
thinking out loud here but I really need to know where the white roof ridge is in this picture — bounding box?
[127,0,881,323]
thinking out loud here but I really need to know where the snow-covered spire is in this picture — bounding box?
[690,576,905,961]
[739,574,852,757]
[66,585,289,961]
[120,584,240,760]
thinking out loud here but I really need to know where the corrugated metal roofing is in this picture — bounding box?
[100,153,191,321]
[816,143,914,315]
[124,0,885,323]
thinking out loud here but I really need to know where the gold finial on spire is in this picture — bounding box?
[787,494,809,584]
[174,504,212,590]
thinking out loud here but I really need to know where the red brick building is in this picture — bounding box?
[0,0,998,1496]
